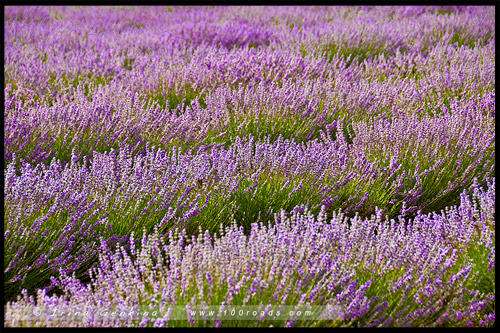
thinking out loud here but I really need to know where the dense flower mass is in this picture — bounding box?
[4,6,495,328]
[4,179,496,327]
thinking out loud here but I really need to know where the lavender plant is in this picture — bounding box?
[4,178,495,327]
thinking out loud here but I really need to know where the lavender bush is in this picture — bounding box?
[5,178,495,327]
[4,6,495,327]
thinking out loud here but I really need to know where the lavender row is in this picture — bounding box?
[5,178,495,327]
[5,102,493,226]
[4,68,495,168]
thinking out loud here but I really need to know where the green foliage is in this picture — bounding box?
[4,203,99,301]
[324,42,393,67]
[189,172,325,235]
[145,86,206,113]
[121,57,135,71]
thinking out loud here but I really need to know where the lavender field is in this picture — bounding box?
[3,6,495,327]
